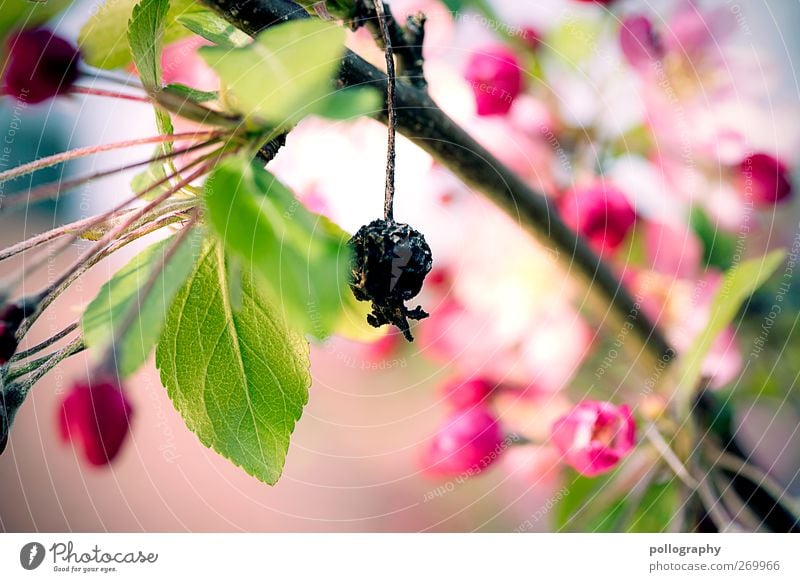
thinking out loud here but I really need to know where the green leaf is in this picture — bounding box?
[556,466,680,532]
[177,11,250,49]
[78,0,203,70]
[624,481,681,532]
[0,0,70,51]
[555,469,619,532]
[128,0,175,171]
[128,0,169,90]
[82,229,204,377]
[677,249,787,403]
[130,154,171,198]
[198,19,346,127]
[163,83,219,103]
[313,88,382,121]
[690,206,736,270]
[156,242,311,485]
[203,155,351,338]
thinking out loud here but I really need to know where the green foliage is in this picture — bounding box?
[78,0,203,69]
[203,155,351,338]
[690,206,736,270]
[82,229,204,377]
[156,242,311,485]
[313,88,382,120]
[0,0,70,52]
[128,0,169,90]
[556,466,680,532]
[128,0,175,195]
[198,19,347,128]
[677,249,786,402]
[163,83,219,103]
[177,11,249,48]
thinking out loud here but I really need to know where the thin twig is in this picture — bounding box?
[373,0,396,221]
[0,138,222,214]
[0,209,137,262]
[0,131,224,185]
[645,424,698,489]
[710,445,800,518]
[15,207,196,343]
[70,86,153,103]
[14,337,86,394]
[3,145,221,296]
[9,322,79,363]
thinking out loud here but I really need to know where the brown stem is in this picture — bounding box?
[372,0,396,221]
[70,86,153,103]
[0,131,224,186]
[0,138,222,213]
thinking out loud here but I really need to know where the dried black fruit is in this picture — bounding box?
[349,219,433,341]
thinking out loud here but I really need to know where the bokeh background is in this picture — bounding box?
[1,0,800,532]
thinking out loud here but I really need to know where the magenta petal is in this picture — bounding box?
[620,15,663,72]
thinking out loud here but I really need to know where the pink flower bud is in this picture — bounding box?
[422,408,506,476]
[0,304,26,365]
[439,377,495,409]
[738,153,793,205]
[551,400,635,477]
[464,46,523,117]
[3,29,80,104]
[559,183,636,254]
[58,376,133,466]
[521,27,542,51]
[619,15,664,72]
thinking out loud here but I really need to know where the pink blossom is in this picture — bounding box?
[58,376,133,466]
[559,183,637,255]
[160,36,218,91]
[421,408,506,477]
[464,46,523,116]
[551,401,635,477]
[619,15,664,73]
[439,377,495,409]
[738,153,793,205]
[644,220,702,281]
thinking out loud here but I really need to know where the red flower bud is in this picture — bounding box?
[58,376,133,466]
[0,304,26,365]
[464,46,523,117]
[3,29,80,104]
[421,408,506,477]
[738,153,793,205]
[439,377,495,409]
[560,183,637,255]
[551,400,635,477]
[521,27,542,51]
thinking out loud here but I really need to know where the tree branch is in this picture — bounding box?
[200,0,674,364]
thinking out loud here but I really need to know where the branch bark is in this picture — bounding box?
[200,0,674,364]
